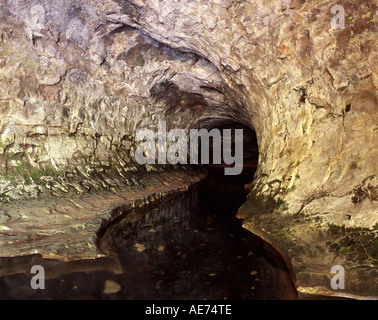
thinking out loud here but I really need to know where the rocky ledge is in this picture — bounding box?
[0,166,207,261]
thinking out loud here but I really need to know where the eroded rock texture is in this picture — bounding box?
[0,0,377,298]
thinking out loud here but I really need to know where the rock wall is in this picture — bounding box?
[0,0,240,200]
[0,0,377,298]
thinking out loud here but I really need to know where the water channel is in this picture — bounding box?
[0,167,297,300]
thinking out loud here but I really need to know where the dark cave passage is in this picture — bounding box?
[90,120,298,300]
[0,121,298,300]
[196,120,259,211]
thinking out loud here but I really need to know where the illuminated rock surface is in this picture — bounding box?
[0,0,376,298]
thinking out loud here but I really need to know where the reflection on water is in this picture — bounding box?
[0,175,297,300]
[102,182,297,300]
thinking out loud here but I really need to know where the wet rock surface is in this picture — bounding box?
[0,167,206,260]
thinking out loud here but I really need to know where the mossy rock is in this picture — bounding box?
[328,223,378,264]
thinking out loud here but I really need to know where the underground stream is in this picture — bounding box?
[0,123,297,300]
[0,171,297,300]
